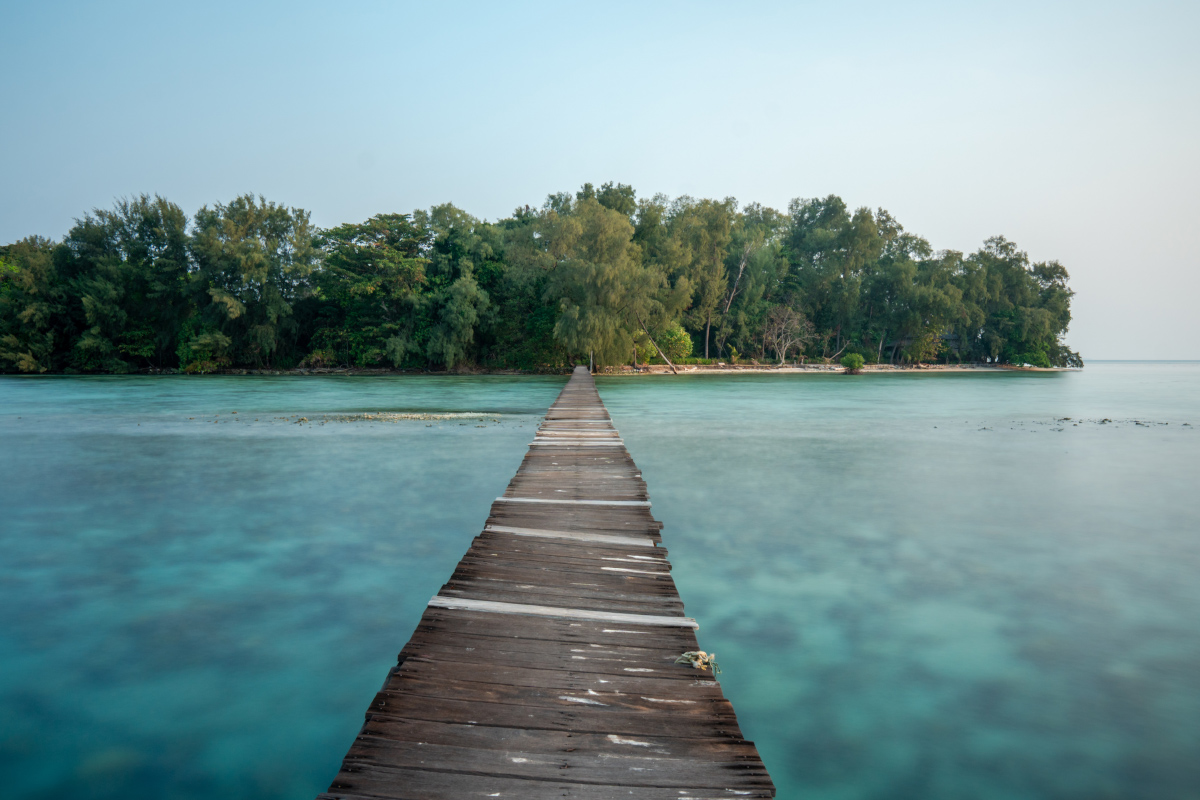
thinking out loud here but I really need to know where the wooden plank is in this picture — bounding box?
[493,497,652,507]
[434,588,686,616]
[319,767,774,800]
[411,608,700,650]
[473,533,667,559]
[378,676,734,713]
[354,717,765,759]
[427,597,699,628]
[341,738,772,789]
[317,366,774,798]
[392,655,719,691]
[362,696,744,739]
[482,524,655,547]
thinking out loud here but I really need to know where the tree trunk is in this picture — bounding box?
[722,244,752,315]
[633,310,678,374]
[589,350,593,373]
[705,316,711,359]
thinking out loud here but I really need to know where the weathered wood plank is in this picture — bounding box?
[317,366,774,798]
[354,717,766,759]
[429,595,693,622]
[411,608,701,649]
[341,738,773,789]
[481,525,656,547]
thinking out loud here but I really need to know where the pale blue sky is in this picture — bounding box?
[2,1,1196,358]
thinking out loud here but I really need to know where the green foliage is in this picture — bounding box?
[0,238,62,373]
[841,353,865,372]
[545,197,669,366]
[0,186,1081,373]
[635,322,693,363]
[902,331,943,364]
[191,194,318,368]
[177,317,233,373]
[56,195,191,372]
[307,212,429,367]
[1009,348,1053,368]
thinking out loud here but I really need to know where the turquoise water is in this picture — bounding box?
[2,364,1198,799]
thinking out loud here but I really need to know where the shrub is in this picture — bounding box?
[178,330,232,374]
[635,323,693,363]
[841,353,865,373]
[902,332,943,364]
[300,348,337,368]
[658,323,693,362]
[1018,350,1053,368]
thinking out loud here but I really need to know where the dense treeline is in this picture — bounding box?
[0,185,1081,374]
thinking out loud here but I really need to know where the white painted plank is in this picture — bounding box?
[495,497,651,507]
[428,596,699,629]
[483,524,656,547]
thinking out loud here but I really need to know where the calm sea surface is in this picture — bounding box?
[1,363,1197,799]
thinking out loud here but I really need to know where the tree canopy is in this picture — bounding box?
[0,186,1081,373]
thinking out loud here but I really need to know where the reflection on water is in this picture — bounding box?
[2,365,1198,799]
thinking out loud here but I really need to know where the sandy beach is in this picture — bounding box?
[598,363,1072,375]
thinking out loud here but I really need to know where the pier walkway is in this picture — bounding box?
[318,366,775,799]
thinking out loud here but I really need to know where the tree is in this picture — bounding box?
[954,237,1078,366]
[715,202,789,359]
[189,194,318,368]
[762,305,814,364]
[786,196,883,358]
[409,204,499,368]
[482,206,572,370]
[595,182,637,218]
[635,321,692,363]
[545,197,663,365]
[0,186,1082,373]
[0,238,63,373]
[425,272,490,368]
[59,196,193,372]
[307,213,430,366]
[671,197,734,358]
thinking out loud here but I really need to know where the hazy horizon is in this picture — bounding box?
[3,1,1196,359]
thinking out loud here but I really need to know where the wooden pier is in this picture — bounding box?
[318,366,775,799]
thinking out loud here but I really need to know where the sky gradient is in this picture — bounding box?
[3,0,1197,359]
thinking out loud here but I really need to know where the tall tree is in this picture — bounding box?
[786,196,883,356]
[0,237,63,372]
[53,195,191,372]
[306,213,430,366]
[716,202,789,358]
[543,196,682,365]
[413,204,495,368]
[189,194,318,368]
[670,197,734,357]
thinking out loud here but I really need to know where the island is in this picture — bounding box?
[0,183,1080,376]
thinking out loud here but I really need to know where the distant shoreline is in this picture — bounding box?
[0,363,1069,377]
[605,363,1073,374]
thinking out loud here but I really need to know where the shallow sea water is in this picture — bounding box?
[2,363,1198,799]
